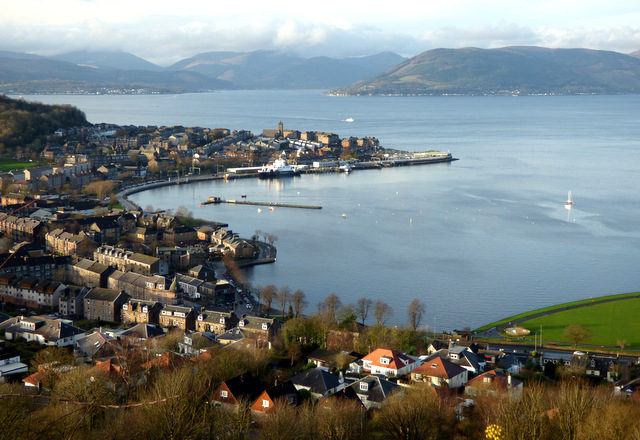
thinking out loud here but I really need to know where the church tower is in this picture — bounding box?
[277,121,284,138]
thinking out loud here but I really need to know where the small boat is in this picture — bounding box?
[339,164,353,173]
[241,194,247,198]
[341,214,347,219]
[565,191,573,209]
[269,207,274,211]
[257,208,262,213]
[345,117,354,123]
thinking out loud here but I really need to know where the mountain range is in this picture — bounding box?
[333,46,640,96]
[1,47,640,95]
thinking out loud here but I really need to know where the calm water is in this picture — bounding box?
[22,92,640,330]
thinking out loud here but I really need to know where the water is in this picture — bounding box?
[21,91,640,330]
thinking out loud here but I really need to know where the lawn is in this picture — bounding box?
[0,158,40,172]
[513,298,640,349]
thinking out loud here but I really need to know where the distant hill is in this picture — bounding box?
[0,95,89,150]
[332,47,640,96]
[168,50,407,89]
[0,52,231,94]
[52,50,163,71]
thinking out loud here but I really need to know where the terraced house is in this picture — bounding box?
[83,287,131,322]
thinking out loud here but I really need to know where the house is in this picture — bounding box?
[159,305,196,331]
[306,348,360,371]
[290,368,345,399]
[121,299,162,325]
[68,259,113,288]
[212,372,262,406]
[411,356,469,389]
[58,285,91,317]
[0,349,28,381]
[120,323,165,341]
[464,370,523,400]
[250,380,300,413]
[45,228,98,258]
[345,375,399,410]
[178,332,216,355]
[217,327,249,346]
[446,346,486,374]
[195,310,239,335]
[0,315,85,346]
[235,315,280,341]
[360,348,419,377]
[75,330,119,360]
[84,288,131,322]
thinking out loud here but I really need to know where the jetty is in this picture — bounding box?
[202,197,322,210]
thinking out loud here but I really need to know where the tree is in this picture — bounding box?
[617,339,627,351]
[407,298,426,332]
[291,289,307,317]
[562,324,592,347]
[321,293,342,324]
[261,284,277,317]
[276,286,292,319]
[355,297,372,325]
[374,300,393,327]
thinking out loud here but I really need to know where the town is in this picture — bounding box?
[0,110,639,439]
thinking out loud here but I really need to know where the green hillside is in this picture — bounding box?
[334,46,640,96]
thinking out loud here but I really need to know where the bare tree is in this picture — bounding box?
[276,286,292,319]
[355,297,373,325]
[321,293,342,324]
[291,289,307,317]
[261,284,277,317]
[407,298,426,332]
[374,300,393,327]
[562,324,592,347]
[267,233,278,246]
[617,339,627,352]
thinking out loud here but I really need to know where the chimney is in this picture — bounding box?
[508,373,512,387]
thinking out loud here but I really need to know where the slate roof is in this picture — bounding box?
[85,287,124,302]
[347,375,399,404]
[218,372,262,403]
[120,323,165,339]
[290,368,342,395]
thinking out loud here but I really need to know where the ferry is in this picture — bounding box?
[258,157,300,178]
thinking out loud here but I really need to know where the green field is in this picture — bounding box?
[0,159,40,172]
[516,298,640,349]
[476,293,640,349]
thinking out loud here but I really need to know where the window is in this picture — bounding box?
[359,382,369,392]
[262,399,269,408]
[220,390,228,398]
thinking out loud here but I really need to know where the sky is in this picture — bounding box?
[1,0,640,66]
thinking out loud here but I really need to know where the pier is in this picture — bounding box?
[202,197,322,210]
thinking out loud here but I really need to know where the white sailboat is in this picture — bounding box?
[565,191,573,209]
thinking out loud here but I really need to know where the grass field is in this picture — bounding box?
[474,292,640,332]
[515,298,640,349]
[0,159,40,172]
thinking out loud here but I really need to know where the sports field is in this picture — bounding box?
[0,159,40,172]
[476,293,640,349]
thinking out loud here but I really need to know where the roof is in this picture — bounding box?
[290,368,341,395]
[85,287,126,302]
[361,348,416,371]
[464,369,522,391]
[347,375,399,403]
[218,372,262,402]
[121,323,165,339]
[412,356,467,380]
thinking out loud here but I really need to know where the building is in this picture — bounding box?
[68,259,113,288]
[360,348,419,377]
[0,315,85,346]
[250,380,300,413]
[212,372,262,406]
[94,245,167,276]
[195,310,239,335]
[345,375,399,410]
[235,315,281,341]
[159,305,196,331]
[411,356,469,388]
[46,228,98,258]
[58,286,90,317]
[0,273,65,311]
[463,370,523,400]
[121,299,162,325]
[83,287,131,322]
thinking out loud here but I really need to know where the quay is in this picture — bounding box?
[202,197,322,210]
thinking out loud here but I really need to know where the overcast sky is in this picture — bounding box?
[2,0,639,66]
